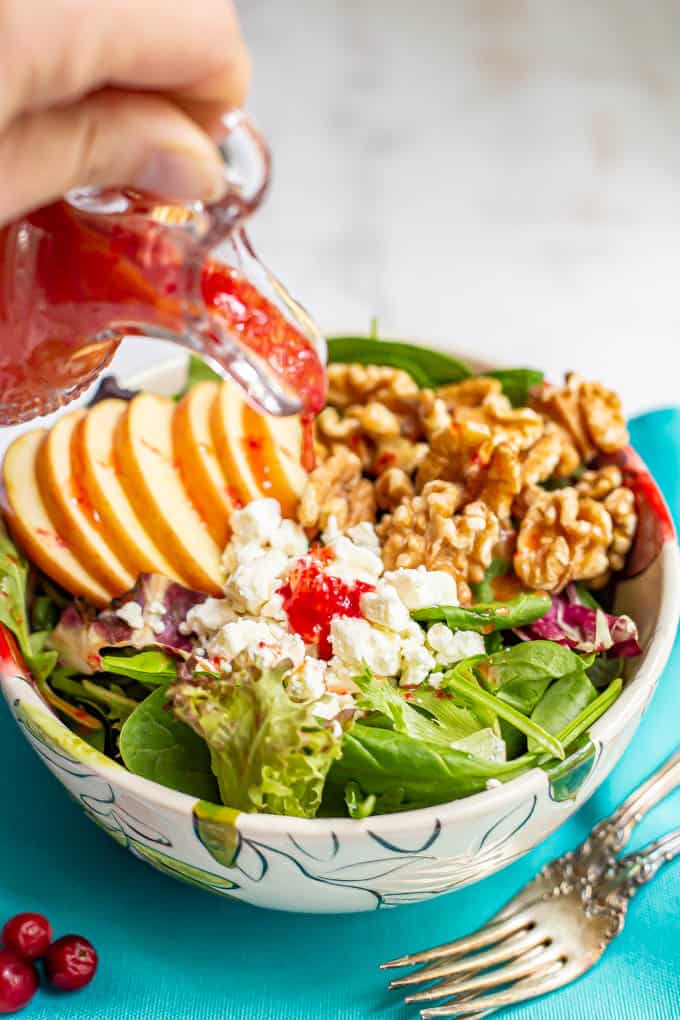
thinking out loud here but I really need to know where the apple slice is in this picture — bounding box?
[36,410,136,595]
[210,379,264,507]
[3,430,112,607]
[241,404,307,518]
[115,392,222,594]
[173,381,237,547]
[75,399,185,581]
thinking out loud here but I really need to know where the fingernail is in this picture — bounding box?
[132,149,227,203]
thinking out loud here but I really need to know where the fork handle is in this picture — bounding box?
[589,747,680,857]
[597,827,680,908]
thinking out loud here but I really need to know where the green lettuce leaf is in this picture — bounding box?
[170,660,345,817]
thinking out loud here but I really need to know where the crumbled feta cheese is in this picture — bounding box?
[223,549,288,614]
[321,515,341,544]
[312,691,355,720]
[330,617,401,676]
[209,618,278,661]
[260,591,287,621]
[230,498,281,545]
[426,624,485,666]
[286,658,327,702]
[360,581,412,633]
[428,671,445,689]
[399,638,436,687]
[254,630,306,669]
[325,657,360,694]
[383,566,459,611]
[146,599,166,635]
[269,518,308,558]
[347,521,381,554]
[325,535,383,585]
[183,598,237,641]
[115,601,144,630]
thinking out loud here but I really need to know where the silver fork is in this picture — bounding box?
[381,748,680,1018]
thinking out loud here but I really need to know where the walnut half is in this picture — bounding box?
[298,447,375,533]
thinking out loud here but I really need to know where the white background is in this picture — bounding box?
[114,0,680,416]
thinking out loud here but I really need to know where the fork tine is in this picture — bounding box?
[403,943,559,1004]
[419,960,565,1018]
[380,909,534,970]
[388,927,542,989]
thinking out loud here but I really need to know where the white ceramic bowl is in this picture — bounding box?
[1,353,678,913]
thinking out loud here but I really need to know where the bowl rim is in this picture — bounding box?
[1,348,679,840]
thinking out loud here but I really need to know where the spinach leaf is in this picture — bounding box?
[119,687,219,801]
[413,592,551,634]
[487,368,543,406]
[553,678,622,751]
[588,654,624,690]
[471,557,511,603]
[327,336,471,388]
[328,724,535,810]
[528,671,597,752]
[99,650,178,685]
[442,662,565,759]
[476,641,583,714]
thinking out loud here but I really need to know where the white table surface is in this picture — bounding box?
[112,0,680,417]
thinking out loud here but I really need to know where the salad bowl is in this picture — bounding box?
[1,350,678,914]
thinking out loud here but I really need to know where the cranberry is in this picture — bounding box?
[0,949,39,1014]
[2,913,52,962]
[44,935,97,992]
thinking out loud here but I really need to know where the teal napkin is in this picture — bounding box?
[1,410,678,1020]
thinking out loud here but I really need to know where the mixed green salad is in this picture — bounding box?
[0,341,643,819]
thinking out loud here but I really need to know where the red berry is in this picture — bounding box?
[2,913,53,962]
[0,949,39,1014]
[44,935,97,992]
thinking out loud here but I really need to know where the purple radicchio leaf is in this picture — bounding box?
[514,584,641,657]
[51,574,208,673]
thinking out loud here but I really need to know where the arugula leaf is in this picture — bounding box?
[119,687,220,801]
[31,594,59,632]
[486,368,543,406]
[171,660,345,817]
[441,662,565,759]
[99,650,178,686]
[476,640,584,715]
[327,336,471,388]
[413,592,551,634]
[328,724,535,810]
[571,583,602,610]
[528,671,597,752]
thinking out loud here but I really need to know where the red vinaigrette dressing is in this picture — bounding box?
[278,558,374,659]
[0,197,327,464]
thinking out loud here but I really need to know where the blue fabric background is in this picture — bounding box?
[0,408,678,1020]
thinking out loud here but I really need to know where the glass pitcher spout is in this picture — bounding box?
[0,112,327,425]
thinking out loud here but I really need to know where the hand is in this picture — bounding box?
[0,0,250,224]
